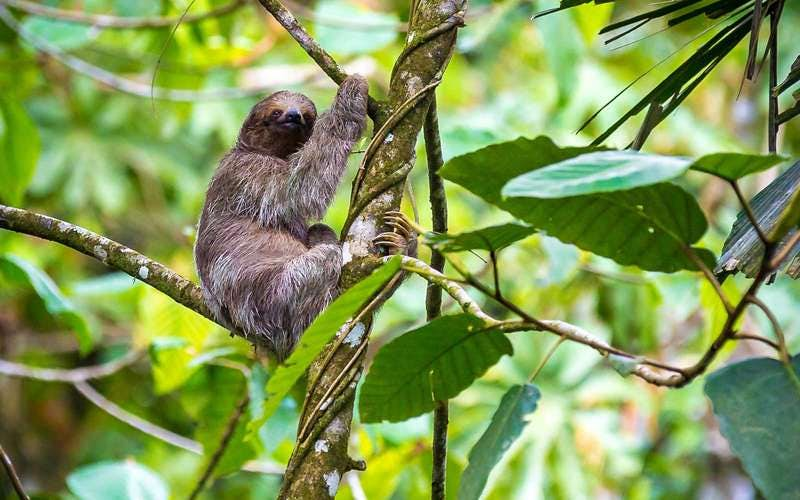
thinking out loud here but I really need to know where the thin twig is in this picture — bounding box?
[732,332,780,351]
[528,335,566,382]
[4,0,246,29]
[747,295,789,362]
[681,245,733,314]
[0,7,276,101]
[424,97,448,500]
[73,382,282,474]
[0,349,142,382]
[767,1,785,153]
[729,180,769,245]
[0,443,29,500]
[188,393,251,499]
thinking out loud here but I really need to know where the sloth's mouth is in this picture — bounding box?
[278,121,303,130]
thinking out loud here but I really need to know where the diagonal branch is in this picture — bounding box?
[0,349,142,383]
[0,443,29,500]
[0,204,217,325]
[255,0,384,119]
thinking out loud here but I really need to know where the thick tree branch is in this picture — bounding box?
[276,0,463,495]
[4,0,246,29]
[0,204,217,325]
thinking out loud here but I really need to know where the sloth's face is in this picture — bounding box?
[239,91,317,158]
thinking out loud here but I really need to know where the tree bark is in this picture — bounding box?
[276,0,464,496]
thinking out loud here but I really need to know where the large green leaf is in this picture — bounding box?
[359,314,513,423]
[423,223,536,253]
[705,356,800,500]
[0,97,40,205]
[194,369,257,478]
[0,254,94,354]
[502,150,691,199]
[458,383,540,500]
[689,153,786,181]
[441,137,714,273]
[67,460,168,500]
[246,256,402,438]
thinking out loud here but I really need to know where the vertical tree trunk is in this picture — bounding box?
[277,0,463,497]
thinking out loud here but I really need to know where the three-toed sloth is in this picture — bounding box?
[195,75,411,361]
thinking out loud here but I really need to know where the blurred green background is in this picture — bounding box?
[1,0,799,498]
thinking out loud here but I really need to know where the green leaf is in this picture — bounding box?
[66,460,168,500]
[458,383,540,500]
[135,286,220,393]
[501,150,691,199]
[246,256,402,438]
[0,97,40,205]
[21,16,94,50]
[441,137,714,273]
[705,356,800,500]
[313,0,399,55]
[0,254,95,354]
[247,363,298,452]
[195,369,257,477]
[359,314,513,423]
[423,223,536,253]
[689,152,786,181]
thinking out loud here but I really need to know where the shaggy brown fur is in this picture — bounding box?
[195,75,369,360]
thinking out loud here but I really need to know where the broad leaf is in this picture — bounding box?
[502,150,690,199]
[458,383,540,500]
[0,254,94,354]
[0,97,40,205]
[134,286,220,393]
[689,152,786,181]
[423,223,536,253]
[716,161,800,279]
[441,137,714,273]
[195,369,257,478]
[246,256,402,438]
[67,460,168,500]
[705,356,800,500]
[359,314,513,423]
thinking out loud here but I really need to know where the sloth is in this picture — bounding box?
[194,75,412,360]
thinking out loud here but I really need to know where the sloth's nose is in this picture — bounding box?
[284,109,303,124]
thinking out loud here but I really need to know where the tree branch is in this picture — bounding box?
[254,0,384,119]
[0,204,217,325]
[4,0,246,29]
[0,349,142,382]
[0,443,29,500]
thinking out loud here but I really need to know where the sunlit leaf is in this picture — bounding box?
[458,383,540,500]
[67,460,168,500]
[705,356,800,500]
[442,136,714,273]
[423,223,536,253]
[246,256,402,439]
[0,254,95,354]
[0,97,40,205]
[502,150,690,198]
[689,153,786,181]
[359,314,513,423]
